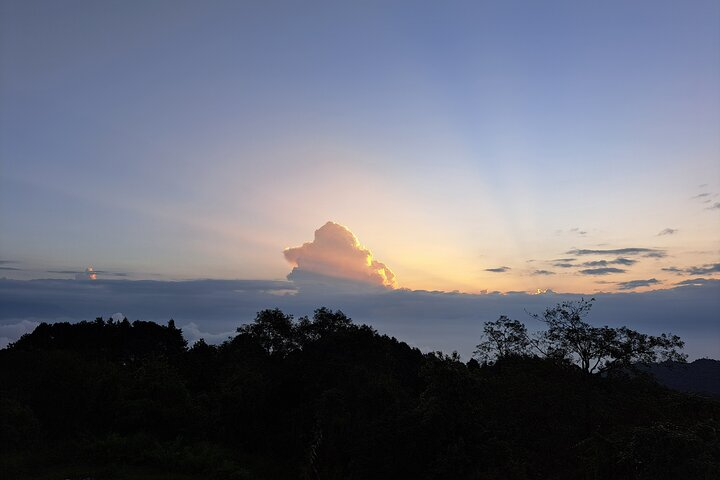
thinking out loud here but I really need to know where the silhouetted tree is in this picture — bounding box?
[236,308,296,355]
[473,315,530,363]
[475,300,687,374]
[296,307,352,344]
[530,299,687,373]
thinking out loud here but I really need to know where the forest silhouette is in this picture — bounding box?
[1,303,718,479]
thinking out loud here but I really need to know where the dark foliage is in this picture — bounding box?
[476,299,687,374]
[1,308,718,479]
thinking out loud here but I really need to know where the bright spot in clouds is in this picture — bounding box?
[284,221,397,288]
[75,266,97,281]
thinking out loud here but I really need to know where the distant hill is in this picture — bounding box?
[644,358,720,397]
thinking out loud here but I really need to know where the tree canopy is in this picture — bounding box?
[475,299,687,374]
[0,305,716,479]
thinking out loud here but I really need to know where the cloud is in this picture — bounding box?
[687,263,720,275]
[616,278,660,291]
[579,267,626,275]
[284,222,397,288]
[1,278,718,360]
[570,228,587,236]
[582,260,609,267]
[553,262,575,268]
[181,322,235,345]
[0,266,22,271]
[48,267,128,279]
[0,278,298,331]
[0,320,39,349]
[485,266,511,273]
[567,248,666,258]
[657,228,678,236]
[611,257,637,266]
[662,266,684,274]
[532,270,555,275]
[675,278,717,287]
[75,266,97,281]
[693,190,719,209]
[282,270,387,294]
[662,264,720,276]
[581,258,637,268]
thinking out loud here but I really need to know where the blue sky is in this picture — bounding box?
[1,1,719,353]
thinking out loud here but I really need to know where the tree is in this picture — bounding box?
[296,307,353,344]
[473,315,531,363]
[237,308,296,355]
[474,299,687,373]
[529,299,686,374]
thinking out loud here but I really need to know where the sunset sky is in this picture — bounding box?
[1,1,719,356]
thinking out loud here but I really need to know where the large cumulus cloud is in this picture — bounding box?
[284,222,397,288]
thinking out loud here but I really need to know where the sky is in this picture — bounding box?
[1,1,719,356]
